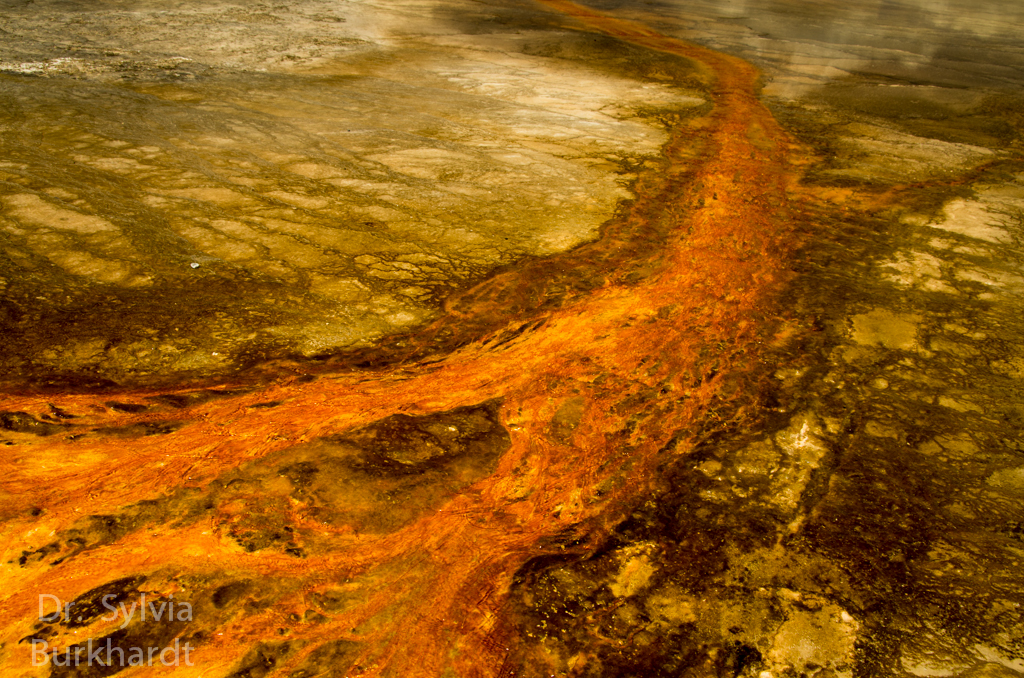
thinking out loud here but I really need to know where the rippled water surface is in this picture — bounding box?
[2,1,1024,677]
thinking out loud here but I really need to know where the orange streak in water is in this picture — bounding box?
[0,2,810,676]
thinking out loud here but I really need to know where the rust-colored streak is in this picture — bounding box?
[0,2,809,676]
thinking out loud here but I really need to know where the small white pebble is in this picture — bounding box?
[190,262,200,269]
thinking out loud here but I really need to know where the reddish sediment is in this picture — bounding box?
[0,2,812,675]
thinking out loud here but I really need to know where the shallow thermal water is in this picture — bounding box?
[0,0,702,388]
[1,1,1024,677]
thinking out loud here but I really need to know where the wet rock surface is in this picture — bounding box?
[503,173,1024,673]
[496,1,1024,676]
[1,1,1023,677]
[0,0,702,389]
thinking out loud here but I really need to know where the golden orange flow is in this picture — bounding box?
[0,2,809,676]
